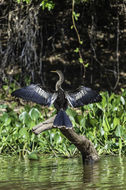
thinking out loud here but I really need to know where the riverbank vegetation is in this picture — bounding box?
[0,88,126,158]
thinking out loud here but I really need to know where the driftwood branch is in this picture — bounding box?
[32,116,99,162]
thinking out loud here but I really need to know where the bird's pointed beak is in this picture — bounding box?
[51,70,56,73]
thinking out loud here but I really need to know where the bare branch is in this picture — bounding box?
[32,116,55,134]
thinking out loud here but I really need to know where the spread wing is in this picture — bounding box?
[65,86,102,108]
[11,84,57,106]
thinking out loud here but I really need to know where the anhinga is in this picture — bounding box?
[12,70,102,128]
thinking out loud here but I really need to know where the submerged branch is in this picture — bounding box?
[32,116,99,163]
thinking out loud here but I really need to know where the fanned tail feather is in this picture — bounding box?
[53,110,72,129]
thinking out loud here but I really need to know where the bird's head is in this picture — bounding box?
[51,70,64,80]
[51,70,63,76]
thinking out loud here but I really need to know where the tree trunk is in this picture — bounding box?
[32,115,99,163]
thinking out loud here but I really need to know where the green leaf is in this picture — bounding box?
[29,108,40,121]
[73,11,80,21]
[28,121,36,129]
[79,117,85,131]
[19,127,29,139]
[54,133,62,144]
[100,127,104,136]
[40,0,55,11]
[102,116,110,132]
[0,104,7,109]
[68,144,76,155]
[120,96,125,105]
[80,116,85,124]
[4,118,11,126]
[79,40,83,45]
[89,118,97,127]
[2,85,8,90]
[67,109,76,119]
[79,58,84,63]
[85,63,89,67]
[113,117,120,128]
[101,95,107,109]
[1,113,11,126]
[74,48,79,53]
[50,132,55,144]
[28,152,39,160]
[71,25,74,29]
[115,125,122,137]
[19,111,31,125]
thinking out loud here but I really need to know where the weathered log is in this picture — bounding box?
[32,116,99,163]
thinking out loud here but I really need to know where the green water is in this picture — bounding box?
[0,155,126,190]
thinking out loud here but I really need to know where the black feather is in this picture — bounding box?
[53,110,72,128]
[65,86,102,108]
[11,84,57,106]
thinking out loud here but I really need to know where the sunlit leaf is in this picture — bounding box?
[115,125,122,137]
[19,111,31,125]
[113,117,120,128]
[74,47,79,53]
[79,58,83,63]
[80,117,85,128]
[19,127,29,139]
[100,127,104,136]
[54,133,62,144]
[29,108,40,121]
[4,118,11,126]
[101,95,107,109]
[120,96,125,105]
[102,116,110,132]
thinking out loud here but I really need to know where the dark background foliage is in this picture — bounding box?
[0,0,126,92]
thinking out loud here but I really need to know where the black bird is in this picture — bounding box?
[11,70,102,128]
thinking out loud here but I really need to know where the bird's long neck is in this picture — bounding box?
[55,72,64,91]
